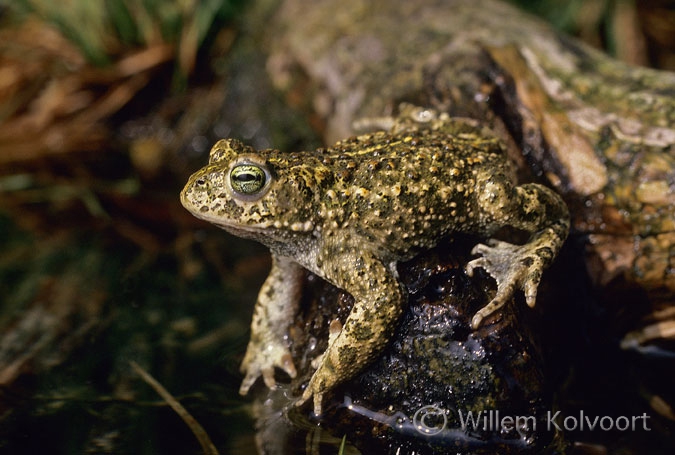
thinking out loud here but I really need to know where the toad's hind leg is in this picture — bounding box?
[467,183,569,328]
[298,249,405,415]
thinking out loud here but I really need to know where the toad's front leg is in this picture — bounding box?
[467,182,569,328]
[297,247,405,415]
[239,255,303,395]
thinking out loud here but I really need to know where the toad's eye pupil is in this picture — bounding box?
[230,165,266,194]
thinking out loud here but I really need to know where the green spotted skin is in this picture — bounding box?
[180,108,569,415]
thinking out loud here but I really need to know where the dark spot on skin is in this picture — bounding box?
[348,321,375,341]
[535,247,553,261]
[337,346,359,365]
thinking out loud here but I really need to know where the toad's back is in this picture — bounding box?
[307,127,512,258]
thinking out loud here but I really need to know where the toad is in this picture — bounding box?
[180,107,569,415]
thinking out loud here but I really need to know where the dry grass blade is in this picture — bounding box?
[0,23,174,164]
[130,361,220,455]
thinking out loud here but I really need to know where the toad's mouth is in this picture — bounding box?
[181,188,315,238]
[190,210,275,234]
[180,191,276,235]
[214,220,274,233]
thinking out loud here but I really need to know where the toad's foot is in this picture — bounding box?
[297,357,333,416]
[298,382,325,416]
[466,239,546,329]
[296,319,343,415]
[239,339,297,395]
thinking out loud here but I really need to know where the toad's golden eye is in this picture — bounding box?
[230,164,267,195]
